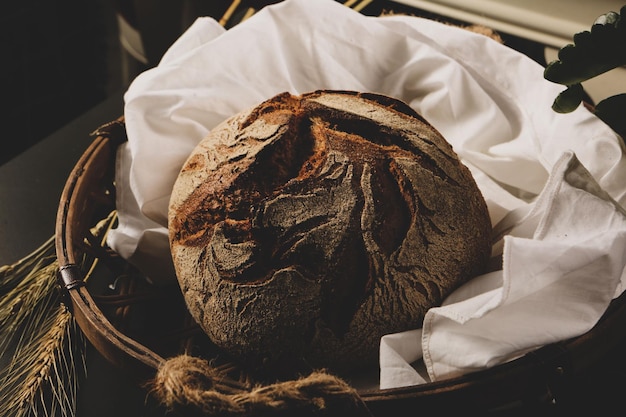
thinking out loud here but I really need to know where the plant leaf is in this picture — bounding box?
[552,84,584,113]
[544,6,626,86]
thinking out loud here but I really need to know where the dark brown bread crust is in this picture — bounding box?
[168,90,492,375]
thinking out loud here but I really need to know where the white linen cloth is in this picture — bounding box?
[106,0,626,389]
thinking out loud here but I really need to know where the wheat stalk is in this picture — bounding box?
[0,211,118,416]
[0,238,85,417]
[3,307,83,417]
[0,237,56,297]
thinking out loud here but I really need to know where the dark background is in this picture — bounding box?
[1,0,119,166]
[1,0,550,167]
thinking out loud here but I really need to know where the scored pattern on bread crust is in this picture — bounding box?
[168,90,492,374]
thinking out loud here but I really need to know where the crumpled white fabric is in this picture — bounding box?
[106,0,626,389]
[380,152,626,388]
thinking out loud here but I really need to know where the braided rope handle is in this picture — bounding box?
[149,355,373,416]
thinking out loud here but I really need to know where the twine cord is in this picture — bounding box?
[149,354,364,415]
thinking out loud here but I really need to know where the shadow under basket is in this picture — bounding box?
[55,118,626,416]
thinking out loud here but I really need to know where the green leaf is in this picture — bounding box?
[544,8,626,86]
[551,84,584,113]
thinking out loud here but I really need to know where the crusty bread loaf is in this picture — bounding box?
[168,90,491,375]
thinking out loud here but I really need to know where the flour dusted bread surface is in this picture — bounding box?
[168,90,491,374]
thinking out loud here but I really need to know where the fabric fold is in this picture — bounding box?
[420,152,626,382]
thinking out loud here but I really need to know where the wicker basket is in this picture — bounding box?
[55,118,626,415]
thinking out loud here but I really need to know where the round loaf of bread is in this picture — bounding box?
[168,90,491,374]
